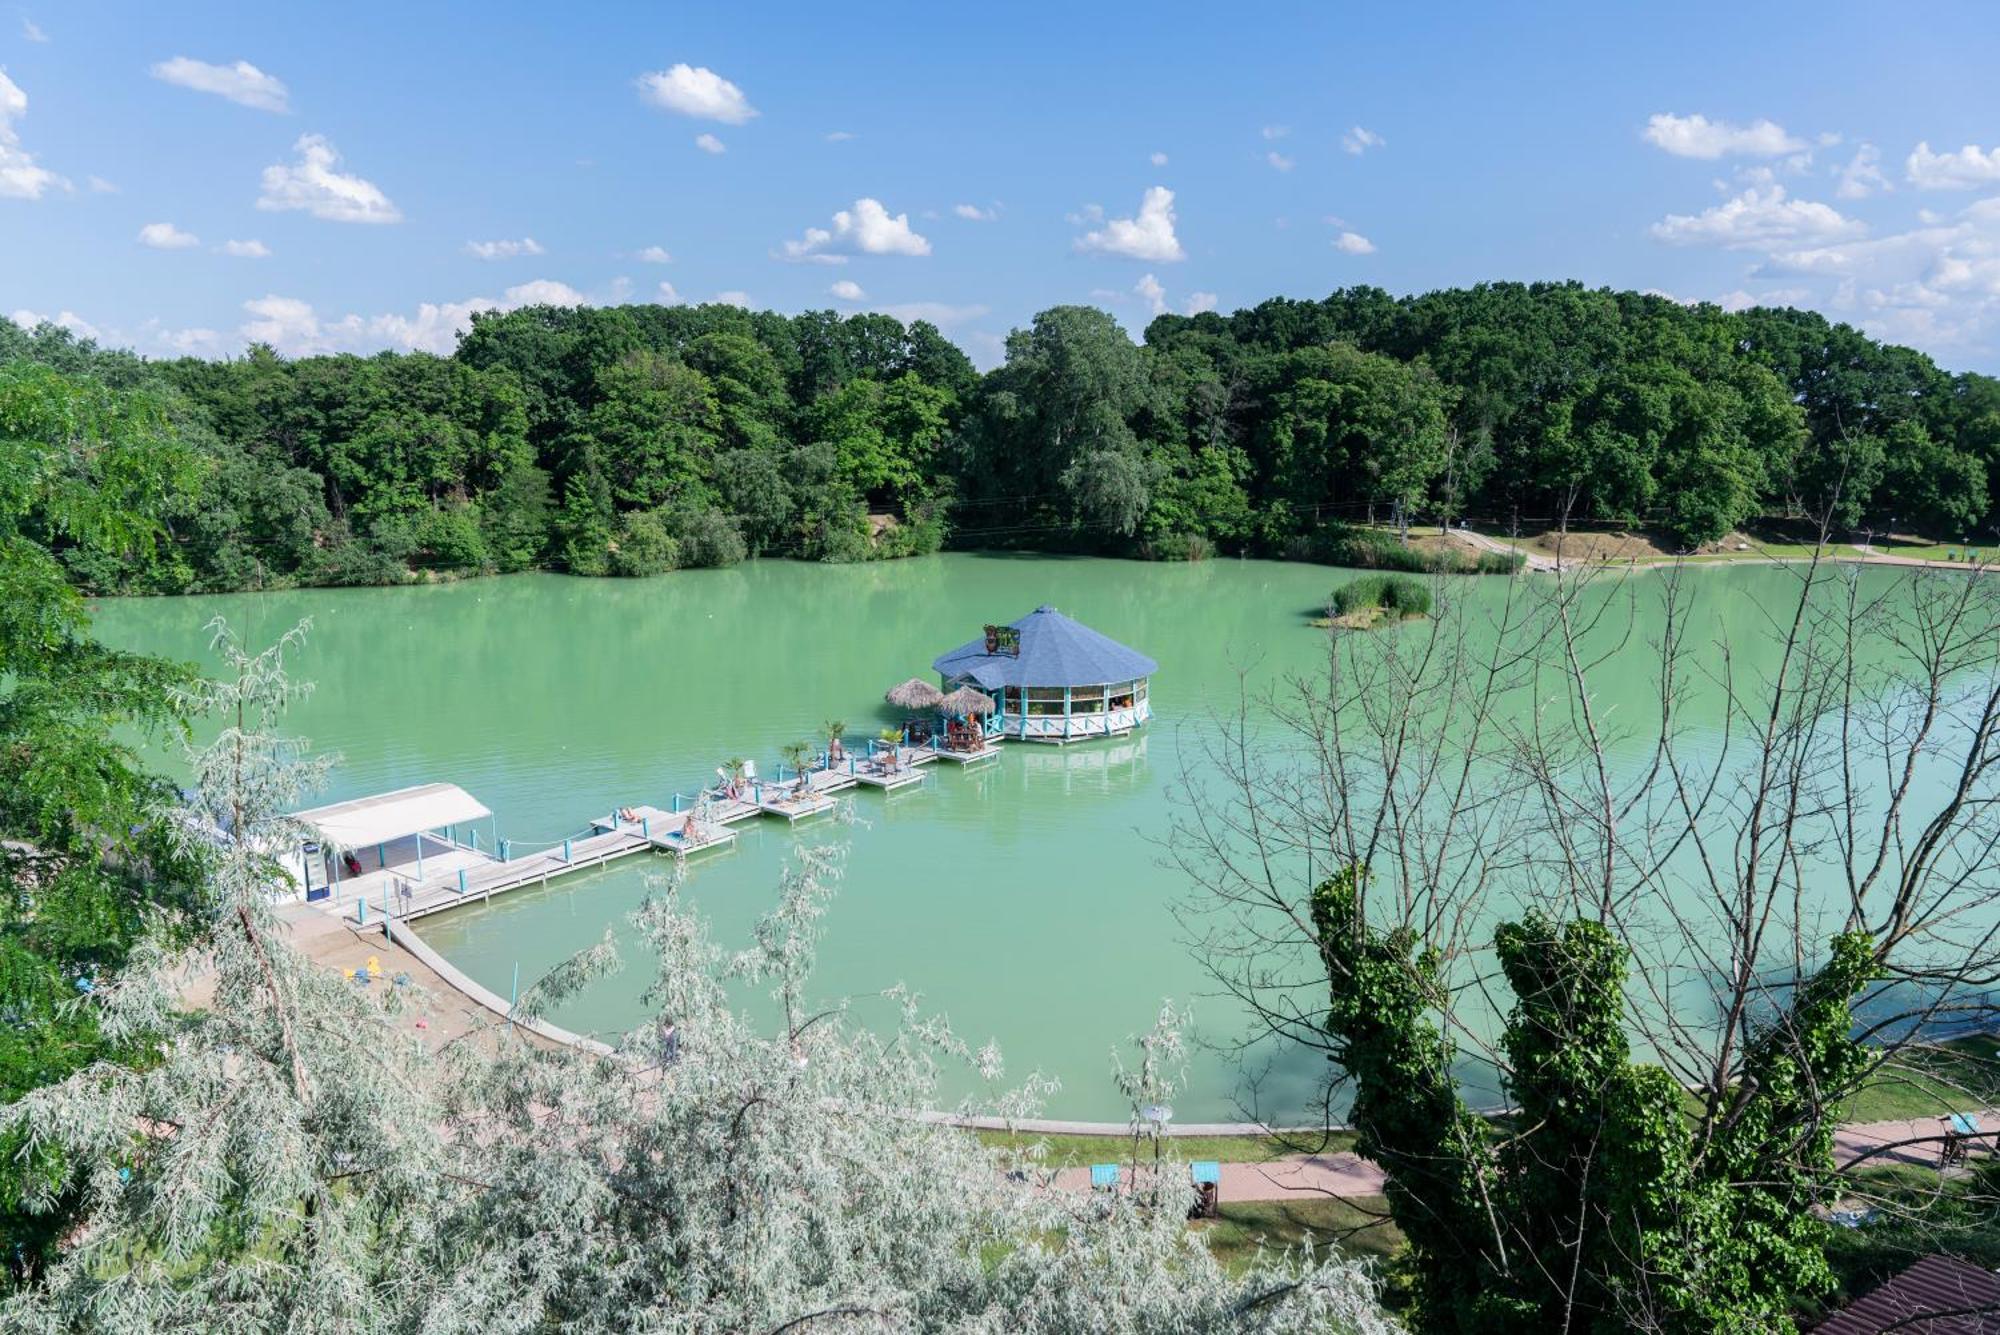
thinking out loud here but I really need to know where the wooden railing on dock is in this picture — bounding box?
[347,735,999,929]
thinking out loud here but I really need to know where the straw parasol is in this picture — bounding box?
[885,678,945,710]
[939,685,998,716]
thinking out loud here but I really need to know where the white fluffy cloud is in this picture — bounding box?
[258,134,400,223]
[1266,151,1294,172]
[1135,273,1167,316]
[150,57,290,112]
[781,198,931,261]
[238,278,588,356]
[1835,144,1890,199]
[694,132,725,154]
[713,290,751,308]
[1074,186,1185,262]
[1642,113,1804,159]
[1649,185,1862,248]
[829,279,864,301]
[1341,126,1385,155]
[1728,195,2000,354]
[22,18,46,42]
[0,71,62,200]
[637,245,671,263]
[1906,141,2000,190]
[138,221,199,250]
[464,237,544,260]
[636,64,756,123]
[1332,230,1376,255]
[10,308,100,340]
[1714,288,1811,313]
[656,280,682,304]
[1149,151,1168,166]
[218,238,270,258]
[953,203,996,221]
[1184,291,1218,315]
[870,301,988,328]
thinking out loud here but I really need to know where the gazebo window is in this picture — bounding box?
[1134,679,1149,704]
[1070,684,1107,713]
[1002,686,1023,715]
[1109,682,1136,710]
[1026,686,1068,716]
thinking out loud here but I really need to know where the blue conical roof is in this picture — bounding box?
[931,606,1158,690]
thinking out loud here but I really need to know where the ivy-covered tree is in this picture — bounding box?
[1177,558,2000,1332]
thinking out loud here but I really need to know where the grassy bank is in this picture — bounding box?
[972,1129,1353,1169]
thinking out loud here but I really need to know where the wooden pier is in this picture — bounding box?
[335,736,985,929]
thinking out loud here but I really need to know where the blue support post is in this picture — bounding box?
[416,837,424,880]
[377,842,386,868]
[356,897,367,925]
[470,828,479,852]
[457,867,467,893]
[642,816,650,840]
[672,792,682,813]
[501,838,511,862]
[562,837,572,863]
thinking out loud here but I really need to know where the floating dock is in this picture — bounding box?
[317,739,979,928]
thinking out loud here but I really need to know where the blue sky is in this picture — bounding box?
[5,2,2000,370]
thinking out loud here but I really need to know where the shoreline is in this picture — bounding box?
[1450,527,1995,576]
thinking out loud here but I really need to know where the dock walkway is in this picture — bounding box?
[342,738,979,927]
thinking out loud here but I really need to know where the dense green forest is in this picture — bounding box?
[6,281,1998,594]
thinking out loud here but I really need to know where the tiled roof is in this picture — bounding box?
[932,605,1158,690]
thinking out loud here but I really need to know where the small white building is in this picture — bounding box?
[287,782,496,908]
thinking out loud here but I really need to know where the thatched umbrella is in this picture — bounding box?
[939,685,997,716]
[884,678,945,710]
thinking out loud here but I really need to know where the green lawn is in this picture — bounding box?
[1196,1197,1402,1274]
[1840,1035,2000,1124]
[972,1128,1354,1170]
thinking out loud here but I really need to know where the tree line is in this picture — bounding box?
[5,280,1999,596]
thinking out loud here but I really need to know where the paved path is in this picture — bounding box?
[1048,1110,1999,1203]
[1450,526,1990,576]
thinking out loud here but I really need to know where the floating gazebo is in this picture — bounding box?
[931,605,1157,744]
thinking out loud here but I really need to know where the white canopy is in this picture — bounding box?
[292,783,491,850]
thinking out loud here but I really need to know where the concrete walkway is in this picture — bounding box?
[1048,1111,1999,1203]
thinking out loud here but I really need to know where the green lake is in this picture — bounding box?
[87,553,1922,1121]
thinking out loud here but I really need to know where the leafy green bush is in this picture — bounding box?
[414,505,489,571]
[874,508,948,559]
[666,502,748,568]
[1332,573,1433,620]
[609,509,681,577]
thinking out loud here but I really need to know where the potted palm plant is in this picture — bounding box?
[779,740,814,795]
[824,719,848,766]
